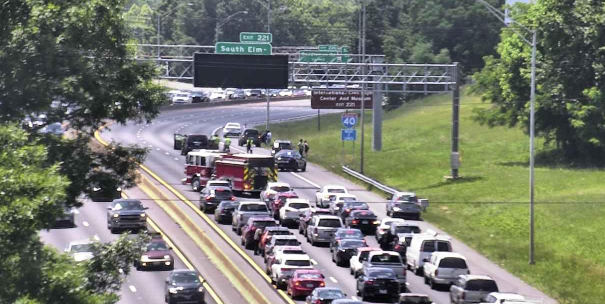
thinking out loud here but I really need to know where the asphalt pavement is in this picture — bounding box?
[100,99,557,304]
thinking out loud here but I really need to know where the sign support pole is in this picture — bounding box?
[450,62,460,179]
[266,94,270,131]
[359,0,366,174]
[317,109,321,131]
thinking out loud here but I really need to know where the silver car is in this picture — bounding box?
[306,215,343,246]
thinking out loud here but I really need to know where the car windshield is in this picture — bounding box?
[271,186,291,192]
[297,272,322,279]
[289,203,310,209]
[71,244,92,252]
[213,189,232,199]
[146,242,170,251]
[275,239,299,246]
[173,272,200,284]
[220,202,239,208]
[283,250,306,255]
[276,150,299,157]
[318,219,342,227]
[345,202,368,208]
[279,143,292,149]
[370,254,402,264]
[188,135,206,142]
[439,257,467,268]
[327,188,346,193]
[399,296,432,304]
[253,221,277,228]
[340,240,366,248]
[466,280,499,292]
[318,289,345,298]
[240,204,268,212]
[285,260,311,266]
[113,201,143,210]
[368,269,396,279]
[338,197,357,202]
[395,226,421,234]
[351,211,376,219]
[245,130,259,136]
[336,230,363,239]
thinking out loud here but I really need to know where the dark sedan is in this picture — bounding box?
[332,239,367,267]
[200,186,234,213]
[356,267,400,302]
[164,269,205,304]
[230,90,246,100]
[338,201,370,221]
[306,287,346,304]
[136,237,174,271]
[345,210,380,234]
[329,228,364,252]
[274,150,307,172]
[214,201,240,224]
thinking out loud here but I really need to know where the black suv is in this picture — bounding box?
[180,134,210,155]
[356,267,400,302]
[274,150,307,172]
[238,128,261,147]
[106,199,148,233]
[345,210,379,234]
[164,269,205,304]
[200,186,234,213]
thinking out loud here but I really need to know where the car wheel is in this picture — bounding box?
[302,164,306,172]
[110,227,118,234]
[309,236,315,246]
[415,266,423,276]
[424,275,429,284]
[200,204,206,213]
[386,210,392,217]
[237,227,242,236]
[192,178,200,191]
[231,225,236,232]
[429,278,437,290]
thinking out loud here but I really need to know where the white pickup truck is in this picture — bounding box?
[362,251,407,287]
[422,252,469,290]
[271,254,314,289]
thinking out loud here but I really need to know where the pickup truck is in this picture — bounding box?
[231,201,270,235]
[349,247,381,277]
[362,251,406,287]
[270,254,314,290]
[422,252,469,290]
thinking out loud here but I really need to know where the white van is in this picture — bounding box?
[406,230,452,275]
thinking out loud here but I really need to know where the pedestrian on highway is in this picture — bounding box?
[298,139,304,156]
[246,138,253,154]
[266,130,272,146]
[253,226,265,255]
[212,134,220,149]
[304,140,310,157]
[224,137,231,153]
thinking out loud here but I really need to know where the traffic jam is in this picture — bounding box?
[154,122,534,304]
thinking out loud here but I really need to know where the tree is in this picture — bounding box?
[471,0,605,163]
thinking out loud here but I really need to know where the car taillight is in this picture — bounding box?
[394,244,401,251]
[365,280,374,285]
[231,196,236,201]
[352,220,359,224]
[345,208,351,213]
[281,267,289,272]
[462,291,466,300]
[373,220,380,224]
[314,227,318,234]
[314,300,321,304]
[294,281,300,286]
[205,196,213,200]
[319,281,325,287]
[435,269,439,276]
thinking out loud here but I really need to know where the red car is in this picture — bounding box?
[270,191,299,219]
[259,226,291,256]
[241,217,278,250]
[287,269,326,299]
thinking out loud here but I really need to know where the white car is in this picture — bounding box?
[423,252,469,289]
[279,198,311,225]
[315,185,348,208]
[64,240,95,262]
[278,89,293,97]
[172,92,192,104]
[270,254,313,289]
[209,90,227,100]
[260,182,292,203]
[375,217,406,241]
[480,292,529,304]
[328,193,358,215]
[222,122,242,138]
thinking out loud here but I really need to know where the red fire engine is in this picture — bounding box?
[214,154,278,195]
[181,149,226,191]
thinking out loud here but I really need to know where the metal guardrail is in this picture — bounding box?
[342,165,429,211]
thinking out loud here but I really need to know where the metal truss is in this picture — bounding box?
[131,45,458,93]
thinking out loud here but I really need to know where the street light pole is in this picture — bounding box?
[156,3,193,58]
[214,11,249,44]
[477,0,537,264]
[359,0,366,173]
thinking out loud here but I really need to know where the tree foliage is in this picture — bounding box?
[471,0,605,163]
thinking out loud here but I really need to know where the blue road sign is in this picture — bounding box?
[342,129,357,141]
[342,113,358,129]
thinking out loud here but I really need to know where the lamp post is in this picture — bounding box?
[156,3,193,58]
[214,10,249,44]
[477,0,537,265]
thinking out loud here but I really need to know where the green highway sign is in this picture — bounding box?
[318,44,339,51]
[340,46,350,53]
[299,50,339,62]
[240,32,272,43]
[215,42,272,55]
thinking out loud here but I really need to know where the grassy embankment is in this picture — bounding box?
[269,91,605,304]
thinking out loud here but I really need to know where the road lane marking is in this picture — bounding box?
[351,296,359,301]
[129,285,137,292]
[329,276,338,283]
[174,158,179,161]
[73,209,79,214]
[93,234,100,241]
[165,152,170,155]
[156,148,160,151]
[310,259,318,265]
[290,172,321,188]
[82,221,89,227]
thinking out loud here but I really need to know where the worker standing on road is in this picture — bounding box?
[253,226,265,255]
[266,130,272,146]
[304,140,310,157]
[298,139,304,156]
[224,137,231,153]
[246,138,253,154]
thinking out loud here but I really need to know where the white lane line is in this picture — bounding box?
[165,152,170,155]
[82,221,89,227]
[93,234,100,241]
[310,259,318,265]
[174,158,180,161]
[129,285,137,293]
[72,209,79,214]
[291,172,321,188]
[143,141,146,144]
[329,276,338,283]
[156,148,160,151]
[351,296,359,301]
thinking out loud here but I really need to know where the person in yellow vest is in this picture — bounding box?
[246,138,253,154]
[224,137,231,153]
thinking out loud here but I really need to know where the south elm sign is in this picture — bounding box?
[215,42,272,55]
[311,90,373,109]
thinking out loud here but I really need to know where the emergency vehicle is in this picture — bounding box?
[181,149,226,191]
[214,154,278,195]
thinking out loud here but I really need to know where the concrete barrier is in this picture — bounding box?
[160,96,309,112]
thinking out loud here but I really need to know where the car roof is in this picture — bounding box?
[350,210,376,216]
[240,201,266,205]
[336,228,361,233]
[69,239,94,246]
[334,193,356,198]
[267,182,290,187]
[369,250,400,256]
[274,245,303,252]
[486,292,525,300]
[271,235,298,240]
[249,217,275,222]
[111,199,141,204]
[265,226,290,232]
[208,180,230,184]
[323,185,347,190]
[282,254,311,261]
[285,198,310,204]
[310,207,330,212]
[431,252,466,259]
[210,186,232,191]
[171,269,198,275]
[313,215,341,220]
[275,140,291,144]
[294,269,322,274]
[394,191,416,196]
[461,274,494,281]
[315,287,343,292]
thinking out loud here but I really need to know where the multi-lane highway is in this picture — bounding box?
[98,99,556,304]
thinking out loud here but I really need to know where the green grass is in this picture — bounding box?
[269,91,605,304]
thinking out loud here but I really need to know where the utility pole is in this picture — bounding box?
[359,0,366,173]
[451,62,460,179]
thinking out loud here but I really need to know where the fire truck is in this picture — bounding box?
[181,149,226,191]
[214,154,278,195]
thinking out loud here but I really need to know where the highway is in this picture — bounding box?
[99,99,556,304]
